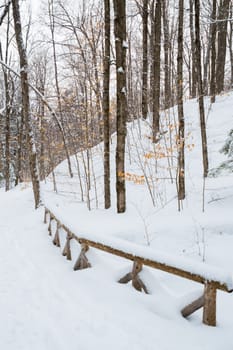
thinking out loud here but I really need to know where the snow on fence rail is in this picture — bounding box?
[43,206,233,327]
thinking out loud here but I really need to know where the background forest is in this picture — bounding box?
[0,0,232,213]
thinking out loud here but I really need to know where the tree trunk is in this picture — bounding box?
[203,34,211,96]
[189,0,197,98]
[162,0,171,109]
[152,0,161,143]
[228,3,233,89]
[113,0,127,213]
[103,0,111,209]
[15,109,24,185]
[194,0,209,178]
[0,8,11,191]
[142,0,148,119]
[39,85,46,181]
[210,0,217,103]
[12,0,41,208]
[216,0,230,94]
[177,0,185,201]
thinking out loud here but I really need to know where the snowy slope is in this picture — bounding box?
[0,93,233,350]
[43,92,233,269]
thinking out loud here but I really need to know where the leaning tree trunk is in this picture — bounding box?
[12,0,41,208]
[194,0,209,178]
[113,0,127,213]
[177,0,185,201]
[103,0,111,209]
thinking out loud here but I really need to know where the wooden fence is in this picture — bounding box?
[44,207,233,327]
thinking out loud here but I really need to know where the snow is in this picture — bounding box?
[117,66,124,73]
[122,40,128,48]
[1,93,233,349]
[45,205,233,291]
[121,86,126,94]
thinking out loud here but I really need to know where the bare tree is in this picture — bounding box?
[103,0,111,209]
[189,0,197,98]
[162,0,171,109]
[194,0,208,178]
[12,0,41,208]
[177,0,185,201]
[216,0,230,94]
[113,0,127,213]
[142,0,148,119]
[0,11,11,191]
[152,0,161,143]
[228,3,233,89]
[210,0,217,103]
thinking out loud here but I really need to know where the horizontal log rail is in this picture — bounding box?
[43,206,233,327]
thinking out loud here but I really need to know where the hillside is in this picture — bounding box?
[0,93,233,350]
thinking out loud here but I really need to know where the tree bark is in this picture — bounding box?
[142,0,148,119]
[113,0,127,213]
[0,6,11,191]
[189,0,197,98]
[162,0,171,109]
[228,3,233,89]
[103,0,111,209]
[152,0,161,143]
[210,0,217,103]
[177,0,185,201]
[216,0,230,94]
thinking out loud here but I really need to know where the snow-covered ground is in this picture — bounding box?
[0,93,233,349]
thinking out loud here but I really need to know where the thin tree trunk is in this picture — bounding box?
[12,0,41,208]
[15,110,24,185]
[0,7,11,191]
[0,47,11,190]
[39,87,46,180]
[228,3,233,89]
[210,0,217,103]
[189,0,197,98]
[194,0,209,178]
[142,0,148,119]
[177,0,185,201]
[162,0,171,109]
[113,0,127,213]
[152,0,161,143]
[203,35,211,96]
[103,0,111,209]
[216,0,230,94]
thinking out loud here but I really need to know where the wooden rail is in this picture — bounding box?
[44,207,233,327]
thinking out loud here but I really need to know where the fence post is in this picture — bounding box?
[203,282,217,326]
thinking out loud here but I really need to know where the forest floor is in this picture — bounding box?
[0,92,233,349]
